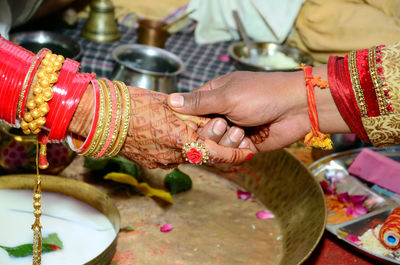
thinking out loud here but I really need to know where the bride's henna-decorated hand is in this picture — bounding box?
[68,85,253,169]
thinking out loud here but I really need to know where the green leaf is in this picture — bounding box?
[0,233,63,258]
[164,168,192,194]
[0,244,34,258]
[42,233,63,249]
[120,226,135,232]
[84,156,142,181]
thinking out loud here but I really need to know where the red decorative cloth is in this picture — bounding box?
[355,49,380,117]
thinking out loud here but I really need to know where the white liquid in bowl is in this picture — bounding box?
[0,189,116,265]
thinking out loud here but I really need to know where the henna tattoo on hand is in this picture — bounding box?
[246,124,270,144]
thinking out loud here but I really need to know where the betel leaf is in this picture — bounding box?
[84,156,142,181]
[120,226,136,232]
[104,172,173,204]
[0,233,63,258]
[42,233,63,249]
[164,168,192,194]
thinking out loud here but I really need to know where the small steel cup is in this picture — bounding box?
[110,44,184,94]
[137,19,168,48]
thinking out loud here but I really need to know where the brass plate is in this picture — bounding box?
[0,174,120,265]
[112,150,326,265]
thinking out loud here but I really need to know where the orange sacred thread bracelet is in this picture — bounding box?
[296,64,333,150]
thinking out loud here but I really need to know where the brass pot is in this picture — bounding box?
[0,124,74,173]
[137,19,168,48]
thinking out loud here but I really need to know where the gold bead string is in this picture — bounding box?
[32,141,42,265]
[21,51,64,265]
[17,48,49,122]
[20,52,64,135]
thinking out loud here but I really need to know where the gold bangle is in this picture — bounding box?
[90,79,113,157]
[107,81,130,156]
[104,81,122,156]
[20,52,64,135]
[80,79,106,156]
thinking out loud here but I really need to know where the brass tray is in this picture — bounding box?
[309,146,400,265]
[0,174,120,265]
[109,150,326,265]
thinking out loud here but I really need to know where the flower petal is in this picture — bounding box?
[160,224,173,232]
[338,192,350,203]
[349,195,367,205]
[346,234,361,246]
[237,190,251,200]
[219,54,230,62]
[256,210,275,219]
[352,204,368,217]
[320,180,335,195]
[346,206,354,216]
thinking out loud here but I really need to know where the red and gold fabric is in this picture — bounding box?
[328,42,400,147]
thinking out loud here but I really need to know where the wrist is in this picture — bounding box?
[312,65,351,134]
[280,70,311,137]
[67,83,94,138]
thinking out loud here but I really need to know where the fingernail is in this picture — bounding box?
[170,94,184,107]
[212,120,226,136]
[229,127,244,143]
[238,139,250,149]
[245,153,254,161]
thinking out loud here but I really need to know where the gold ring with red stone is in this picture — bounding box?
[182,142,210,165]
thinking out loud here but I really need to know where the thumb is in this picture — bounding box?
[168,89,224,116]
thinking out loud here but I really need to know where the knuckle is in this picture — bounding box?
[192,90,204,110]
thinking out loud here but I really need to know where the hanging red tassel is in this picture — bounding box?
[37,133,49,170]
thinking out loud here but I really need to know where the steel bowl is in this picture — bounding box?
[228,42,312,72]
[110,44,184,94]
[10,31,82,61]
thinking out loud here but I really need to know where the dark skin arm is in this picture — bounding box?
[167,65,350,152]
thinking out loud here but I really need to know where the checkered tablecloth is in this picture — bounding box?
[62,20,236,92]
